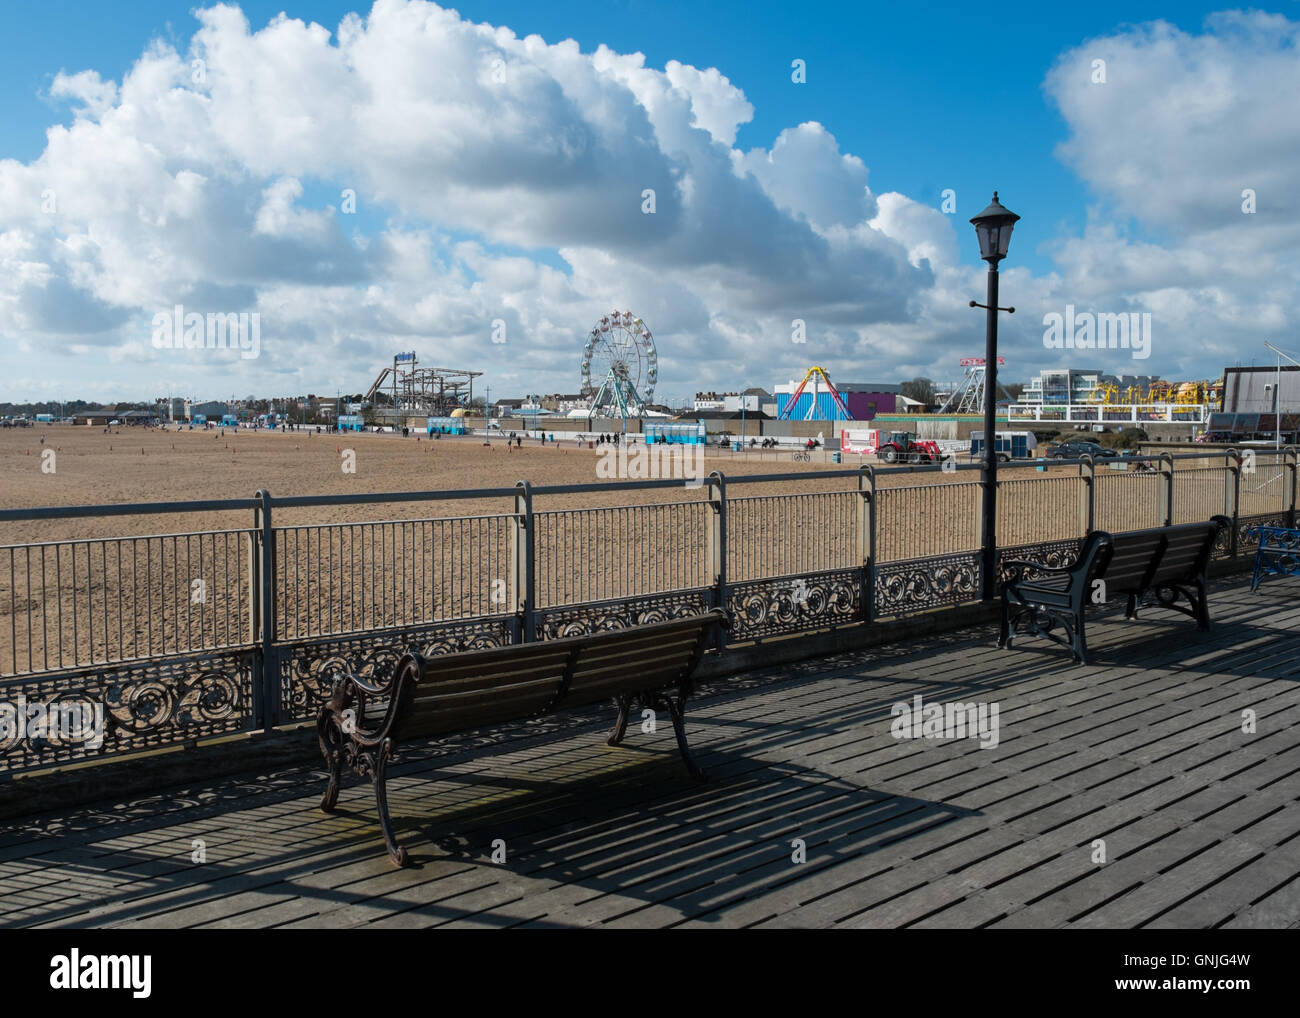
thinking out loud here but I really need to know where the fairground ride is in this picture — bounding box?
[364,356,483,426]
[937,357,1012,414]
[777,366,852,420]
[580,310,658,420]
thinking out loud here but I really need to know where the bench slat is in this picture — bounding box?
[421,650,574,686]
[417,657,572,696]
[407,682,561,728]
[406,635,703,724]
[568,652,697,692]
[413,625,705,695]
[401,614,717,730]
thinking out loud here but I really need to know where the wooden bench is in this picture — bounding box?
[1249,525,1300,591]
[999,516,1230,664]
[317,610,727,866]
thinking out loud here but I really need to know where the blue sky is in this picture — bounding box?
[1,1,1296,402]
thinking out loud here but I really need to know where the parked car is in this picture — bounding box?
[1046,440,1118,459]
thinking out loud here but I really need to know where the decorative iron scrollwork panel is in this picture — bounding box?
[279,616,516,723]
[0,650,255,774]
[1237,514,1289,555]
[538,589,713,640]
[874,554,980,617]
[726,570,861,640]
[995,539,1084,591]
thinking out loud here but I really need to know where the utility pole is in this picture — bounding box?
[1264,341,1300,448]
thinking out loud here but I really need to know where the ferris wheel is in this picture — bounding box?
[580,310,657,415]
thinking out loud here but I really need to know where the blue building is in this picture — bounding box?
[426,416,468,435]
[645,422,706,445]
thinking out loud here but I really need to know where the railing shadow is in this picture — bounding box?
[4,571,1296,928]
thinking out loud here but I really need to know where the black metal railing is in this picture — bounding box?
[0,448,1295,774]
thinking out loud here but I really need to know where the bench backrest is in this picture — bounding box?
[1094,518,1226,592]
[393,611,724,739]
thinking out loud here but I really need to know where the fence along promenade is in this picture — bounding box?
[0,449,1294,775]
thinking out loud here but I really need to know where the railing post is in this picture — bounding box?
[254,489,277,732]
[1286,448,1299,527]
[1081,457,1096,535]
[246,529,259,648]
[511,481,535,643]
[248,506,263,730]
[1159,453,1174,527]
[707,471,727,649]
[1226,450,1242,557]
[857,466,876,624]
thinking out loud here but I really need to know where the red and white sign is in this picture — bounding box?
[841,429,879,454]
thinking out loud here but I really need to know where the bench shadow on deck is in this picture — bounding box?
[2,575,1298,930]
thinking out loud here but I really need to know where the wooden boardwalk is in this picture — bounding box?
[2,574,1298,929]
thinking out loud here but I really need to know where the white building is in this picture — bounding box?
[1010,367,1205,424]
[694,391,731,411]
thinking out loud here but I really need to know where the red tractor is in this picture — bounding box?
[876,431,942,464]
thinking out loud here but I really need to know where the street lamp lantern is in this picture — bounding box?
[969,191,1020,263]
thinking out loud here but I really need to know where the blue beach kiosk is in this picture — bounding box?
[645,422,706,445]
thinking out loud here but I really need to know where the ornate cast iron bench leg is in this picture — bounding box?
[666,696,706,783]
[318,678,409,867]
[607,695,632,747]
[1193,579,1211,630]
[608,692,707,782]
[318,685,347,813]
[369,739,408,868]
[321,742,343,812]
[1072,614,1089,665]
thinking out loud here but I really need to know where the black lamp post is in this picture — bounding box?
[969,191,1019,600]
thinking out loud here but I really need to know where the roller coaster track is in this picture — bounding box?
[365,367,393,402]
